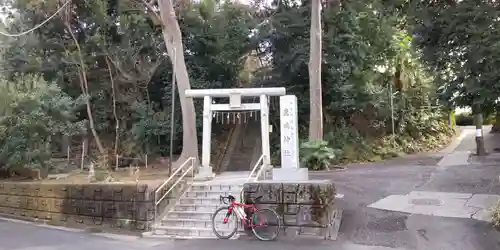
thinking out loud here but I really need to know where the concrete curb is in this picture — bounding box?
[0,215,85,233]
[0,215,144,241]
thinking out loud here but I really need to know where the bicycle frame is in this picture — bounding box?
[224,200,267,228]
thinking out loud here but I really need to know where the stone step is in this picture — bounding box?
[172,204,222,212]
[178,197,223,205]
[161,218,239,231]
[147,234,218,240]
[155,226,237,238]
[161,218,214,228]
[167,211,213,220]
[190,184,243,192]
[184,190,235,199]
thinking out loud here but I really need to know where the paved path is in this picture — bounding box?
[2,126,500,250]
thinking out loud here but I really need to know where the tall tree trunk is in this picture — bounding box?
[308,0,323,140]
[105,56,120,170]
[473,103,487,155]
[158,0,199,165]
[65,22,105,155]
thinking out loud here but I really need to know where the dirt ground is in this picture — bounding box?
[0,165,184,185]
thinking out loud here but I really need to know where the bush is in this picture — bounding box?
[492,201,500,229]
[299,140,338,170]
[485,113,496,125]
[455,113,474,126]
[455,112,496,126]
[0,75,84,171]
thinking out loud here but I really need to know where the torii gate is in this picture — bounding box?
[185,87,286,180]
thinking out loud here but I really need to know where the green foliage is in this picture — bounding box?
[449,111,456,127]
[485,114,496,125]
[411,1,500,111]
[1,0,257,158]
[320,110,455,165]
[0,75,84,170]
[125,101,174,156]
[455,112,495,126]
[261,0,454,167]
[492,201,500,229]
[455,113,474,126]
[0,0,459,169]
[299,140,337,170]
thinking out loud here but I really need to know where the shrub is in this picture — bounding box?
[0,75,84,171]
[299,140,337,170]
[455,112,496,126]
[455,113,474,126]
[492,201,500,229]
[484,113,496,125]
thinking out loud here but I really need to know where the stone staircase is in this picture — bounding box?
[152,172,249,239]
[225,120,261,172]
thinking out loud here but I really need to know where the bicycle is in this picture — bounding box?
[211,194,281,241]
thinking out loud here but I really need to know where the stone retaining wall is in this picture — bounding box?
[243,180,339,239]
[0,181,184,232]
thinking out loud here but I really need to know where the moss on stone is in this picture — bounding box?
[308,184,335,224]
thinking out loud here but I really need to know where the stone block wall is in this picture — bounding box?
[0,181,184,232]
[243,180,338,239]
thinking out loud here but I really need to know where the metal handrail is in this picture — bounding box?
[245,154,265,183]
[153,157,195,226]
[240,154,265,201]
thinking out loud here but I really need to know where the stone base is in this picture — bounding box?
[272,167,309,181]
[243,180,339,240]
[193,166,215,181]
[0,182,162,232]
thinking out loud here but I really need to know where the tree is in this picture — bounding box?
[159,0,200,165]
[141,0,256,166]
[63,3,106,155]
[308,0,323,140]
[411,0,500,155]
[0,75,84,170]
[2,0,257,168]
[0,0,457,172]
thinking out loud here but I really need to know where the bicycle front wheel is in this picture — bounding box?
[211,206,238,239]
[251,208,281,241]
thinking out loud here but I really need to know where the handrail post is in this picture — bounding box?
[154,192,157,227]
[152,157,195,231]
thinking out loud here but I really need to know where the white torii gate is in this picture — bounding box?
[185,87,286,180]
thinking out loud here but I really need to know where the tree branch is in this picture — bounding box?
[140,0,161,21]
[64,20,106,155]
[105,56,120,171]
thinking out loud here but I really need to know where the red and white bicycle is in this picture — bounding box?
[211,194,281,241]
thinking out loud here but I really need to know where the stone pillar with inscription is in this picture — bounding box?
[272,95,309,181]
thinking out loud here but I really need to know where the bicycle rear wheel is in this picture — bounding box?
[211,206,238,239]
[251,208,281,241]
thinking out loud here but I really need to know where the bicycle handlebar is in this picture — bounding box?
[219,195,236,205]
